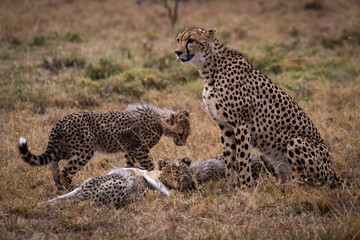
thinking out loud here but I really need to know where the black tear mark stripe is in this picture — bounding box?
[185,41,191,57]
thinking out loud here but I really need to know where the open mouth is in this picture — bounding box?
[180,55,194,63]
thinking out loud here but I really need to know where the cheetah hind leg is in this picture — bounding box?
[51,161,64,190]
[286,137,347,187]
[59,148,94,191]
[59,169,74,191]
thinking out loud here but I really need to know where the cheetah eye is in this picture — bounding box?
[176,38,179,43]
[187,38,195,44]
[178,133,183,139]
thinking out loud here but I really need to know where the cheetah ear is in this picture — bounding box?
[207,28,217,40]
[179,176,187,183]
[179,109,190,118]
[166,113,175,125]
[181,157,191,166]
[157,159,166,170]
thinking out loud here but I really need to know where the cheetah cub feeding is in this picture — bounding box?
[43,156,264,208]
[18,104,190,190]
[175,27,347,189]
[159,156,263,191]
[42,157,191,208]
[43,167,170,209]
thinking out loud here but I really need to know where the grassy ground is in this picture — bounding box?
[1,0,360,239]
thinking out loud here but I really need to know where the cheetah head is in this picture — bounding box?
[156,156,191,170]
[158,157,195,191]
[175,27,217,65]
[163,109,191,147]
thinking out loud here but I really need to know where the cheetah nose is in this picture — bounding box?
[175,51,183,56]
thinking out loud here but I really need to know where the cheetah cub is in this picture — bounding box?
[43,167,170,209]
[175,27,347,189]
[41,157,189,208]
[42,157,261,208]
[18,104,190,190]
[159,156,263,191]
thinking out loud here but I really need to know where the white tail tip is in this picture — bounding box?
[19,137,27,145]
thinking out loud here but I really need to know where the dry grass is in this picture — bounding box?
[1,0,360,239]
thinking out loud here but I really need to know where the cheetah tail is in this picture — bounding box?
[18,136,60,166]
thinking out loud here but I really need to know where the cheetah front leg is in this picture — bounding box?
[126,145,155,170]
[50,161,64,190]
[234,125,254,189]
[219,124,239,189]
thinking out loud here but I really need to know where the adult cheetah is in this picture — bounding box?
[175,27,347,189]
[18,104,190,190]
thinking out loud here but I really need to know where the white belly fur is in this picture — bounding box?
[202,87,228,125]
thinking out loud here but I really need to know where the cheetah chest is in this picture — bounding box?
[202,85,227,125]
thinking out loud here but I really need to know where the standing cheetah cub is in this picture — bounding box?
[18,104,190,190]
[175,27,347,189]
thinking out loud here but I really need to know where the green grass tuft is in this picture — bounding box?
[31,35,46,46]
[66,31,81,43]
[85,57,125,80]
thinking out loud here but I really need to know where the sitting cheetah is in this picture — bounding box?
[18,104,190,190]
[175,27,347,189]
[43,167,170,209]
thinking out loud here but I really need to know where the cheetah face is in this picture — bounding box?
[175,27,217,65]
[157,156,192,170]
[159,157,194,191]
[164,109,191,147]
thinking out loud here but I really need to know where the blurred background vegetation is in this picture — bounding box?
[0,0,359,114]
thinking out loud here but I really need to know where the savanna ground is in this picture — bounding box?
[1,0,360,239]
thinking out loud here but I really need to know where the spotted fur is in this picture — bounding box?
[159,156,264,191]
[175,27,347,189]
[43,156,261,208]
[18,104,190,190]
[158,157,194,191]
[43,167,170,209]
